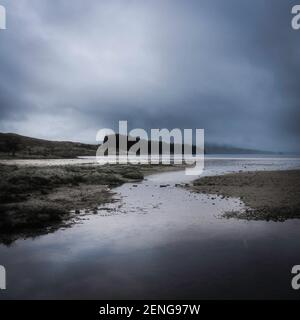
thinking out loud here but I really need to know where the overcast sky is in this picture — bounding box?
[0,0,299,151]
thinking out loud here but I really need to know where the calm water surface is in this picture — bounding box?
[1,156,300,299]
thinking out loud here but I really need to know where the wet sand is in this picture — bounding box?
[0,163,182,244]
[190,170,300,221]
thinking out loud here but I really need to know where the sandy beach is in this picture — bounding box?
[189,170,300,221]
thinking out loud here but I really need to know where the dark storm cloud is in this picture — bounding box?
[0,0,299,151]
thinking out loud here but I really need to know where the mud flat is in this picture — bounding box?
[189,170,300,221]
[0,163,181,244]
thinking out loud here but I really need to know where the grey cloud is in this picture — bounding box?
[0,0,299,151]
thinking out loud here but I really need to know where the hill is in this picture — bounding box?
[0,132,271,159]
[0,133,97,159]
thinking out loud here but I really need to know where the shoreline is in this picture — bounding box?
[1,161,300,245]
[188,169,300,221]
[0,163,183,244]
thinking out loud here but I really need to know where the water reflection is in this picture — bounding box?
[0,157,300,299]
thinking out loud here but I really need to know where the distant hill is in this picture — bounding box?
[0,133,97,159]
[102,134,271,155]
[0,132,271,159]
[204,144,270,155]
